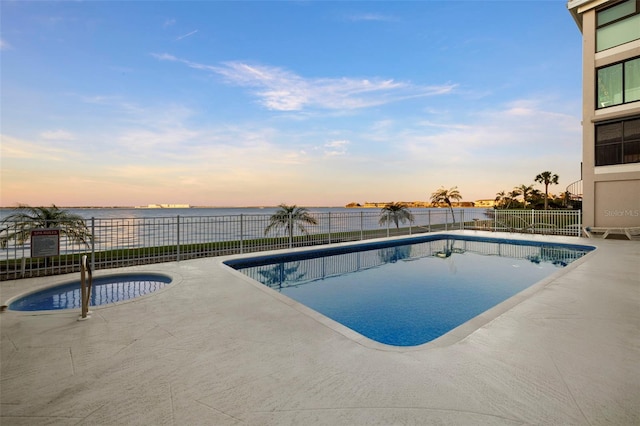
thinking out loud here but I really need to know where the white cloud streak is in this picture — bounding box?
[40,129,75,141]
[393,100,581,191]
[1,134,78,161]
[347,13,398,22]
[176,30,198,41]
[323,140,349,157]
[152,54,456,111]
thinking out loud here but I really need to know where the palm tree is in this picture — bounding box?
[535,171,559,210]
[559,190,572,208]
[0,204,92,248]
[378,202,415,229]
[495,191,505,209]
[378,245,412,263]
[430,186,463,223]
[529,189,544,208]
[257,262,305,290]
[264,204,318,242]
[508,190,521,208]
[515,184,534,209]
[495,190,514,209]
[434,238,457,258]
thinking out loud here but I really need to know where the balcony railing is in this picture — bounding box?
[566,179,583,201]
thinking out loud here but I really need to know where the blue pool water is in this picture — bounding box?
[226,235,593,346]
[9,273,172,311]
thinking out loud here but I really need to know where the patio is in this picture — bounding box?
[1,231,638,425]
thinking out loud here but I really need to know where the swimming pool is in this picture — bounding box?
[8,273,173,311]
[226,235,594,346]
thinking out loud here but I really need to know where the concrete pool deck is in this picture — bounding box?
[1,231,638,425]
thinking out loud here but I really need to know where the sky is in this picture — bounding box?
[1,1,584,207]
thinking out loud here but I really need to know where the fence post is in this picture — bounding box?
[460,209,464,230]
[428,209,431,232]
[445,210,448,231]
[409,211,412,235]
[531,209,534,230]
[328,212,332,244]
[176,215,181,262]
[240,214,244,254]
[360,211,364,241]
[578,210,582,237]
[289,213,293,249]
[386,215,390,238]
[91,217,95,270]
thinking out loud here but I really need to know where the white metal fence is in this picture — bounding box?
[0,209,581,280]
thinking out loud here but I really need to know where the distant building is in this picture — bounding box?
[567,0,640,228]
[354,201,476,208]
[474,199,496,208]
[362,202,392,208]
[455,201,476,208]
[360,201,433,208]
[138,204,191,209]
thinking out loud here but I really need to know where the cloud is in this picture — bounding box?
[40,129,75,141]
[0,135,39,159]
[163,19,176,28]
[152,54,456,112]
[396,99,581,186]
[0,134,77,161]
[101,126,312,197]
[115,128,199,153]
[323,140,349,156]
[0,38,11,50]
[347,13,398,22]
[417,121,471,131]
[176,30,198,41]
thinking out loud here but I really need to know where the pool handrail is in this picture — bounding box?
[79,255,93,320]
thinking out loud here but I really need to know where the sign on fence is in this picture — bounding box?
[30,229,60,258]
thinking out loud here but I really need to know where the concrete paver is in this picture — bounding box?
[1,231,638,425]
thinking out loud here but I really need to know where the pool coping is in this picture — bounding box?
[1,270,184,315]
[220,231,598,352]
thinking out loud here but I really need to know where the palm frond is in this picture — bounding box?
[0,204,92,247]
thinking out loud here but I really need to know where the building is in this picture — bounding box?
[567,0,640,228]
[137,204,192,209]
[474,199,497,208]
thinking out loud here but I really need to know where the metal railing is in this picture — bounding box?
[470,209,582,235]
[0,209,581,280]
[566,179,583,201]
[79,255,93,320]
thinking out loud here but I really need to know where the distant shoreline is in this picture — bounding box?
[0,205,345,209]
[0,205,490,210]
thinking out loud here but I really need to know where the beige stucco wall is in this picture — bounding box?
[594,179,640,226]
[577,1,640,228]
[581,7,597,227]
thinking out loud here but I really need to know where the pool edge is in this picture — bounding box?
[2,270,183,314]
[220,230,598,352]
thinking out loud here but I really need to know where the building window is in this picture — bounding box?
[595,116,640,166]
[626,58,640,102]
[596,0,640,52]
[597,57,640,108]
